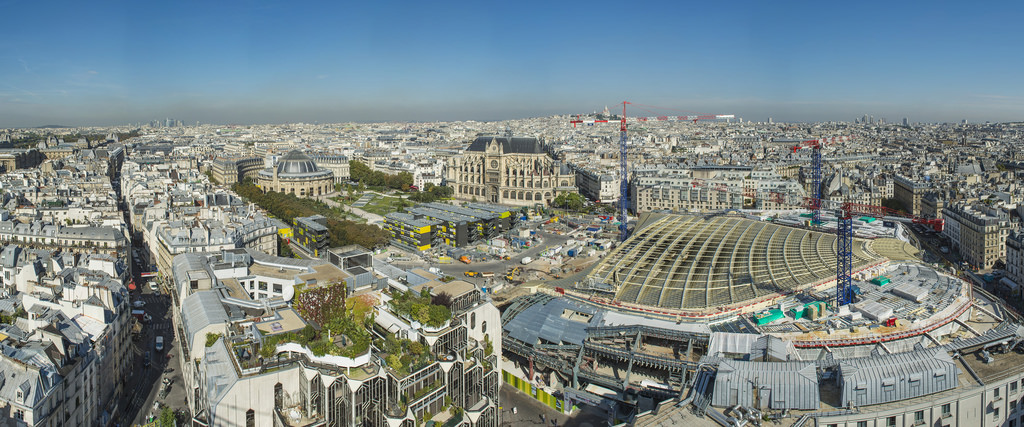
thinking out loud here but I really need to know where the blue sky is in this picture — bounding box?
[2,0,1023,127]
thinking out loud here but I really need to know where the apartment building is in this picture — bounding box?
[893,174,931,215]
[943,203,1011,270]
[1007,231,1023,290]
[571,164,619,204]
[0,248,133,426]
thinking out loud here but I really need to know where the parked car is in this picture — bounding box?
[149,282,159,292]
[155,336,164,352]
[133,300,146,308]
[144,351,151,367]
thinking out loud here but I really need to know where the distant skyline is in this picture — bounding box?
[2,0,1024,128]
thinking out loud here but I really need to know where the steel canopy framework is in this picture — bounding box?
[584,214,883,312]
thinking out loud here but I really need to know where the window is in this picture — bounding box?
[1014,381,1020,393]
[996,408,1001,421]
[481,321,487,333]
[259,281,268,291]
[886,416,896,427]
[246,409,255,427]
[857,421,867,427]
[916,410,925,423]
[942,403,952,417]
[273,283,282,293]
[470,313,476,329]
[1013,400,1018,412]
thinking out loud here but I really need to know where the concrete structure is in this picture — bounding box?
[256,150,334,198]
[171,249,501,427]
[170,248,353,304]
[448,136,576,206]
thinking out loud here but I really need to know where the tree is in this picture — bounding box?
[415,305,431,325]
[427,305,451,327]
[159,407,175,426]
[553,193,586,211]
[301,325,317,342]
[431,292,453,309]
[409,341,426,355]
[386,354,402,372]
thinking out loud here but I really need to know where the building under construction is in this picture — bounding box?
[500,212,1024,426]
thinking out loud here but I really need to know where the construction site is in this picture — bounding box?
[499,211,1024,426]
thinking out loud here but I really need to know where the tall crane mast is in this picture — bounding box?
[571,102,734,241]
[818,200,944,307]
[618,102,629,241]
[790,136,851,226]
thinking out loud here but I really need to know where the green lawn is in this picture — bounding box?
[337,193,411,217]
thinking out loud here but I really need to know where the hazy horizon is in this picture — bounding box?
[4,1,1024,128]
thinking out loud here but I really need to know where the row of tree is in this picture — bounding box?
[233,180,390,249]
[407,183,454,203]
[349,160,414,190]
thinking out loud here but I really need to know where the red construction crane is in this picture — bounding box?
[568,102,734,241]
[821,201,944,232]
[790,136,851,226]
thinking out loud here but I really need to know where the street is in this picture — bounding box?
[499,384,609,427]
[123,246,189,425]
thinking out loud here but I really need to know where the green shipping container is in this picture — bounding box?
[754,308,785,325]
[859,216,877,223]
[871,276,890,286]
